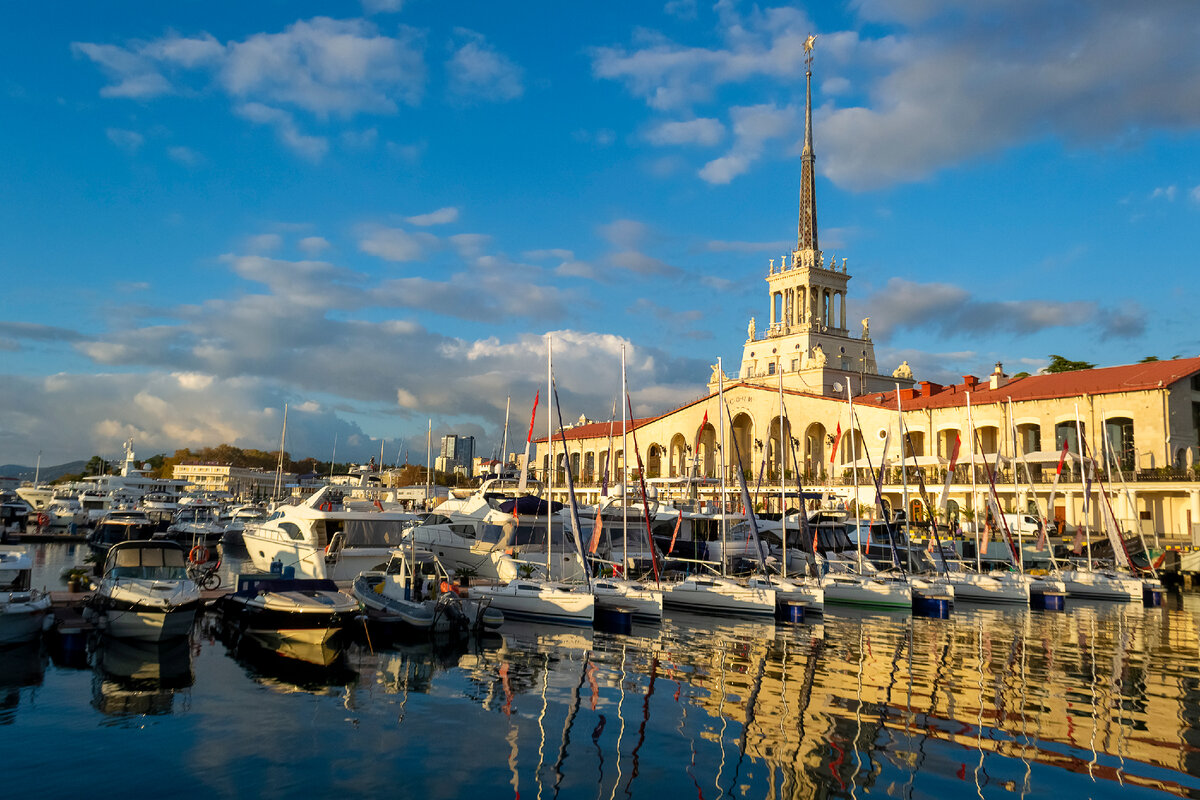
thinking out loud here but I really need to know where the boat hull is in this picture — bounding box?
[822,576,912,610]
[0,594,52,644]
[662,578,775,617]
[1059,569,1143,601]
[468,583,594,626]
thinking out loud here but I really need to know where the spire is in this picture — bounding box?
[797,34,818,253]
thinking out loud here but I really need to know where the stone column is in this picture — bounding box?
[770,291,777,326]
[840,290,847,330]
[1190,489,1200,544]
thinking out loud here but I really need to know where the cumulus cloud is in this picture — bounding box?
[406,206,459,226]
[166,145,202,165]
[699,103,796,183]
[862,277,1146,342]
[645,117,724,146]
[358,225,439,262]
[298,236,331,255]
[74,17,426,158]
[235,102,328,160]
[593,2,1200,190]
[106,128,144,151]
[446,29,523,103]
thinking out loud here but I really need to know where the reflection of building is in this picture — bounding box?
[672,606,1200,798]
[532,44,1200,539]
[436,435,475,478]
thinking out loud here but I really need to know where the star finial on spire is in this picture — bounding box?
[804,34,817,53]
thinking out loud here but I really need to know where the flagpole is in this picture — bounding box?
[425,418,432,509]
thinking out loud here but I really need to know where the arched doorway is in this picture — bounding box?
[804,422,826,481]
[729,413,754,480]
[646,444,663,478]
[669,433,688,478]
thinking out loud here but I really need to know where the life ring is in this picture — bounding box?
[36,513,49,527]
[319,502,333,512]
[188,545,210,565]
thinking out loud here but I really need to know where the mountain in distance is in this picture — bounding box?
[0,461,88,483]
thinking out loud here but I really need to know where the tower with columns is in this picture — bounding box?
[714,36,913,399]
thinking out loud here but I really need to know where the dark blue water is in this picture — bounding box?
[5,542,1200,799]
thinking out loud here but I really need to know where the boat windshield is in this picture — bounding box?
[331,519,410,548]
[108,546,189,580]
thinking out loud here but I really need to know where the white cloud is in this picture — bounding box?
[645,117,724,146]
[1151,185,1177,201]
[406,207,459,226]
[246,233,283,253]
[235,102,328,161]
[1192,185,1200,203]
[363,0,404,13]
[167,145,202,165]
[358,225,437,262]
[106,127,144,152]
[699,103,796,184]
[446,29,523,103]
[524,248,574,261]
[599,218,650,249]
[298,236,331,255]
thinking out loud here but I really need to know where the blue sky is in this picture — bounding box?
[2,0,1198,466]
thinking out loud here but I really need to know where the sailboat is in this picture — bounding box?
[467,337,596,626]
[819,380,911,611]
[662,358,775,617]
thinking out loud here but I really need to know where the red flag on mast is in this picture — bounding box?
[829,422,843,465]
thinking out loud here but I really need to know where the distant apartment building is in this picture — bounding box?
[434,434,475,478]
[172,463,295,498]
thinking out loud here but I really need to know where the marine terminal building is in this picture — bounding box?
[534,48,1200,542]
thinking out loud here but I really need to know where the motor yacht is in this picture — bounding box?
[0,547,52,644]
[89,540,201,641]
[243,486,418,581]
[86,509,156,558]
[216,574,360,652]
[354,549,503,635]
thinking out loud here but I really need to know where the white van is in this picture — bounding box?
[1001,514,1043,538]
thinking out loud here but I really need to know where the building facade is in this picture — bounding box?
[534,45,1200,541]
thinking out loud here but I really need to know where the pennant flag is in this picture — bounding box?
[588,505,603,554]
[667,510,682,554]
[830,422,843,465]
[1055,440,1069,475]
[937,434,961,513]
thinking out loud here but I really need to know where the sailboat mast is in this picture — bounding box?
[547,336,554,578]
[1074,403,1092,571]
[718,357,727,578]
[966,392,980,572]
[621,345,629,571]
[273,403,288,500]
[501,395,511,474]
[897,385,911,572]
[425,418,432,508]
[1008,398,1023,572]
[779,368,787,579]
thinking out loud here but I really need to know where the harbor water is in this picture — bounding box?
[4,542,1200,799]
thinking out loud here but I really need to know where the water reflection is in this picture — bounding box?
[0,642,47,725]
[91,636,193,718]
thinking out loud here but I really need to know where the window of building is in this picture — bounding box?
[768,362,776,375]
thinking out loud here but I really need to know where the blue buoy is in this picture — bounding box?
[282,565,295,580]
[1033,590,1066,611]
[269,559,283,576]
[1143,586,1163,608]
[915,595,951,618]
[776,600,805,624]
[594,606,634,634]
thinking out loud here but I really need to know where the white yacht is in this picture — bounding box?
[0,548,52,644]
[662,574,776,617]
[407,478,574,583]
[747,573,825,615]
[1058,567,1145,601]
[467,579,595,626]
[945,569,1031,604]
[14,485,54,514]
[354,549,503,635]
[591,577,663,621]
[44,496,89,529]
[242,486,418,581]
[164,502,225,546]
[89,540,201,641]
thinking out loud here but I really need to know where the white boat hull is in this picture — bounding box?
[0,594,52,644]
[468,582,594,626]
[663,577,775,617]
[1059,569,1143,602]
[747,576,824,615]
[243,533,394,582]
[948,572,1030,604]
[822,575,912,610]
[591,579,663,621]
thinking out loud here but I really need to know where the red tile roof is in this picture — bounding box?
[858,356,1200,410]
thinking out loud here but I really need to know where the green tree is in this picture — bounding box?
[1044,354,1096,373]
